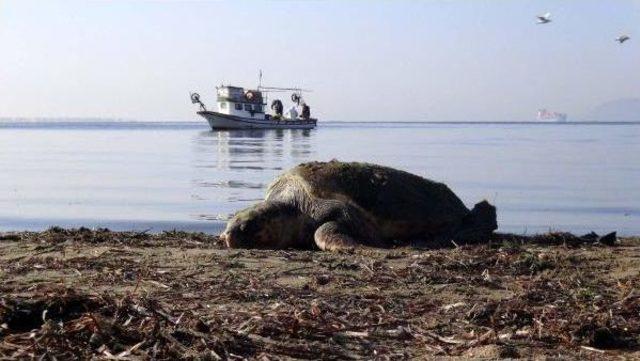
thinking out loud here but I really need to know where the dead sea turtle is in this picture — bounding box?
[221,160,497,251]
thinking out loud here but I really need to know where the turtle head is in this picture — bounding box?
[452,200,498,243]
[221,202,312,249]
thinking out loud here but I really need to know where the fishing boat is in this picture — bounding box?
[537,109,568,122]
[190,82,317,130]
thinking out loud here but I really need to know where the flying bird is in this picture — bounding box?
[615,34,630,44]
[536,12,552,24]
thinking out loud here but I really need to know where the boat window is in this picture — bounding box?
[235,103,242,110]
[219,102,227,109]
[244,104,252,111]
[254,105,263,113]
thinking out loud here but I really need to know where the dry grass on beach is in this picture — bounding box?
[1,228,639,360]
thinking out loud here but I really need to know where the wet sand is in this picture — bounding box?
[1,228,639,359]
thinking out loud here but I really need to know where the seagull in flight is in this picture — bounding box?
[615,34,630,44]
[536,12,552,24]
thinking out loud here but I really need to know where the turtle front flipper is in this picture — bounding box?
[314,222,361,251]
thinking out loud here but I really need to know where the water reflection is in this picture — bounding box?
[1,122,638,235]
[190,129,316,221]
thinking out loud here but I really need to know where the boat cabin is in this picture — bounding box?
[216,86,265,119]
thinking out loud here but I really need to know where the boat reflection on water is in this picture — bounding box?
[190,129,315,222]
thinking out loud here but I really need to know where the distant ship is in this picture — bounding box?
[537,109,568,122]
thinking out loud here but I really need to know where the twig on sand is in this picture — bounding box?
[580,345,605,353]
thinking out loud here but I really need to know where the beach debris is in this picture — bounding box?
[0,233,21,241]
[581,231,600,242]
[0,227,639,359]
[598,231,617,246]
[441,302,467,312]
[314,273,332,286]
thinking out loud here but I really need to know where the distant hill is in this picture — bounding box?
[588,98,640,122]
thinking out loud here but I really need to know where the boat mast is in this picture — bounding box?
[258,70,267,105]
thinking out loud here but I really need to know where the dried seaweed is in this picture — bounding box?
[0,228,638,359]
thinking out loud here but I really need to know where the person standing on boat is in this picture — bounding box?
[271,99,284,119]
[301,102,311,120]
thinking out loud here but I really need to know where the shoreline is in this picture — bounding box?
[1,227,639,359]
[1,226,639,245]
[1,223,637,238]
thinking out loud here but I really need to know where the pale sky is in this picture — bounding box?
[1,0,638,121]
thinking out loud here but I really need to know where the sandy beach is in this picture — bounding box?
[3,1,639,359]
[1,228,638,359]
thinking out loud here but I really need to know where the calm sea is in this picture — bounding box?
[1,121,638,236]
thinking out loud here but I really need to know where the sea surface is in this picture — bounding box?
[1,121,638,236]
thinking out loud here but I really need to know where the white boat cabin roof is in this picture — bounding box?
[217,86,264,105]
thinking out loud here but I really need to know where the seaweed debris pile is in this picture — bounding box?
[1,227,639,359]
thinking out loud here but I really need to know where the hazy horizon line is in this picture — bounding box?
[1,117,639,124]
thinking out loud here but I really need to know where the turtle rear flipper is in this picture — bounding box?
[314,222,360,251]
[452,200,497,244]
